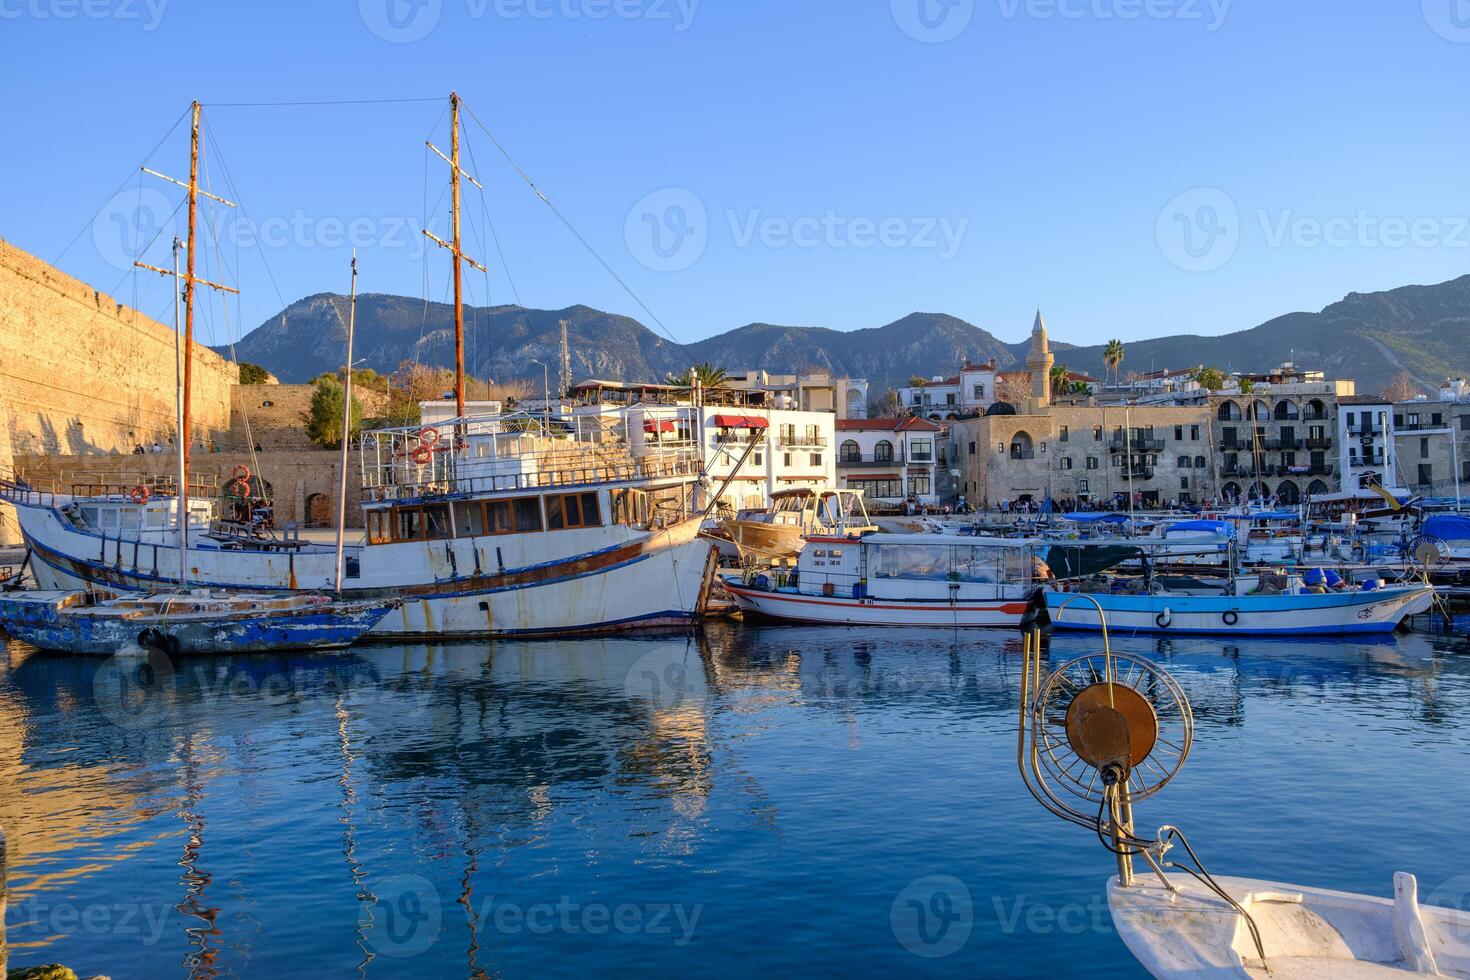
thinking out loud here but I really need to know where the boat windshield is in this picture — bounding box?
[871,543,1032,583]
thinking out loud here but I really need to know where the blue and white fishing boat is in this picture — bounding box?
[0,590,399,655]
[1043,536,1434,635]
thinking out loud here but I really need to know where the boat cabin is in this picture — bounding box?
[791,533,1040,601]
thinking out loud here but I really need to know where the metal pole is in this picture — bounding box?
[182,100,200,529]
[1,826,7,980]
[172,237,188,590]
[451,92,465,419]
[1125,406,1135,524]
[335,253,358,594]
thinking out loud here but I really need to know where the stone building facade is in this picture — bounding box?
[0,237,237,456]
[229,383,390,451]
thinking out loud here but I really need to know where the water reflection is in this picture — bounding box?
[0,621,1468,977]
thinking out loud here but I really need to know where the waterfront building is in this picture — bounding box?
[833,416,943,507]
[1207,368,1354,503]
[720,370,869,420]
[1339,381,1470,498]
[898,360,1000,421]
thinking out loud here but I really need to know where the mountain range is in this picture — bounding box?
[218,275,1470,397]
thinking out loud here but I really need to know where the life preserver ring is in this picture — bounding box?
[226,478,251,498]
[130,485,149,504]
[1222,610,1239,626]
[417,427,441,448]
[232,464,251,483]
[411,446,434,466]
[1155,609,1172,629]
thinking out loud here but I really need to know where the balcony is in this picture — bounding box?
[779,433,828,448]
[1303,411,1330,422]
[1305,437,1333,450]
[1009,450,1036,461]
[1276,438,1303,451]
[839,451,904,466]
[1109,437,1164,453]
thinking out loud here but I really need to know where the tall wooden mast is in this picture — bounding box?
[424,91,485,420]
[136,100,237,583]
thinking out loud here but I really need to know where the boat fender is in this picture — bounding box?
[138,627,164,649]
[1155,608,1172,629]
[1222,610,1239,626]
[130,485,149,504]
[161,634,181,656]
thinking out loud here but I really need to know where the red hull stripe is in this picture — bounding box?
[726,584,1028,614]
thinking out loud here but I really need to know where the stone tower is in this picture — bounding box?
[1027,310,1055,414]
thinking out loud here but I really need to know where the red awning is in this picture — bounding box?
[643,419,676,433]
[712,414,769,429]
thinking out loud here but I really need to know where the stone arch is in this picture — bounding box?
[1010,431,1034,459]
[306,492,332,527]
[1307,479,1330,496]
[1276,481,1300,505]
[1274,399,1299,420]
[1248,481,1270,500]
[1250,400,1271,422]
[1223,481,1242,500]
[1306,398,1326,419]
[1217,400,1241,421]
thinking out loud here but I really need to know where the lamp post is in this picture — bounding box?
[531,359,550,430]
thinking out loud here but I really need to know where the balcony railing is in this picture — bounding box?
[1304,437,1333,450]
[779,433,829,448]
[839,452,904,466]
[1110,437,1164,453]
[1303,411,1329,422]
[1010,450,1036,460]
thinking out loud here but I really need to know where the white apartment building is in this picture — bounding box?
[834,417,942,507]
[722,370,869,420]
[897,361,998,421]
[1337,397,1397,492]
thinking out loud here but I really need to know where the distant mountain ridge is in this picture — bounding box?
[219,275,1470,396]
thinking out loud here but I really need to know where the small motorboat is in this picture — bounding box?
[720,488,877,562]
[0,589,401,655]
[1014,609,1468,979]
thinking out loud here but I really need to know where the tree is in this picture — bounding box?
[239,362,271,384]
[1238,378,1256,395]
[908,374,928,388]
[1103,339,1125,387]
[995,372,1031,406]
[1380,371,1421,402]
[868,388,899,418]
[667,362,729,388]
[1190,366,1227,391]
[1050,363,1073,399]
[305,376,362,449]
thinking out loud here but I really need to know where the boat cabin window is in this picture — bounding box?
[872,544,1031,584]
[392,503,452,542]
[120,508,140,530]
[367,510,391,545]
[546,492,601,530]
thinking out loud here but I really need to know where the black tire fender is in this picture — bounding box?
[1222,610,1239,626]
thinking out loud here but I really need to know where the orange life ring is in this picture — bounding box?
[411,446,434,466]
[226,478,251,498]
[417,427,441,448]
[232,463,251,483]
[130,485,149,504]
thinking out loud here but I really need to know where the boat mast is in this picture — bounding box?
[335,253,358,594]
[423,91,486,421]
[135,100,237,590]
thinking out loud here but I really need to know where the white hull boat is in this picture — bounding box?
[723,532,1042,628]
[1110,872,1470,979]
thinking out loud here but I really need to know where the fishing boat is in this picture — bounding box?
[720,487,876,562]
[1043,536,1434,635]
[0,590,399,655]
[722,533,1044,627]
[0,94,721,638]
[1015,619,1469,979]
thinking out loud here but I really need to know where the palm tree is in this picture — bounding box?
[668,361,729,388]
[1050,363,1072,399]
[1103,339,1125,387]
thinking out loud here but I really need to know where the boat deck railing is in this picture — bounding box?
[360,410,704,502]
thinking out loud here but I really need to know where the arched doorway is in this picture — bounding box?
[1248,482,1270,500]
[1276,481,1300,505]
[1307,479,1330,496]
[1217,400,1241,421]
[1274,400,1298,421]
[306,492,332,527]
[839,440,861,463]
[1010,432,1035,459]
[1223,481,1242,501]
[1250,400,1271,422]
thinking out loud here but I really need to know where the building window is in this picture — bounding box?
[910,439,933,462]
[1174,425,1184,440]
[875,440,894,462]
[1195,455,1206,468]
[810,453,823,467]
[546,492,602,531]
[751,451,763,466]
[783,452,793,467]
[1059,426,1069,442]
[1177,455,1191,468]
[968,441,976,454]
[1190,425,1200,440]
[839,440,861,463]
[1421,438,1430,459]
[972,383,985,400]
[1060,457,1073,470]
[1092,425,1103,441]
[1086,457,1098,470]
[1180,477,1189,489]
[908,473,932,497]
[848,477,902,499]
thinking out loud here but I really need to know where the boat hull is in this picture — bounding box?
[0,592,397,655]
[1045,585,1435,635]
[723,577,1034,628]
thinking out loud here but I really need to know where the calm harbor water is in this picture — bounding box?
[2,619,1470,978]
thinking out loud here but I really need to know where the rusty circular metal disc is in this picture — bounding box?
[1064,682,1159,769]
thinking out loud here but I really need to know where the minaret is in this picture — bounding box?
[1027,309,1055,414]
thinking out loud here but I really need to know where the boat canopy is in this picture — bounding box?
[1062,512,1135,524]
[862,532,1041,548]
[1163,519,1235,538]
[1423,513,1470,543]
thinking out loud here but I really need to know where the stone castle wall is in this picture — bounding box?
[229,384,390,452]
[0,237,238,457]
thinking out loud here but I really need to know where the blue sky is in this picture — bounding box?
[3,0,1469,352]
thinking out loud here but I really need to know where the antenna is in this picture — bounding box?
[423,91,487,420]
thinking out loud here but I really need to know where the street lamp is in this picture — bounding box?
[530,359,549,431]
